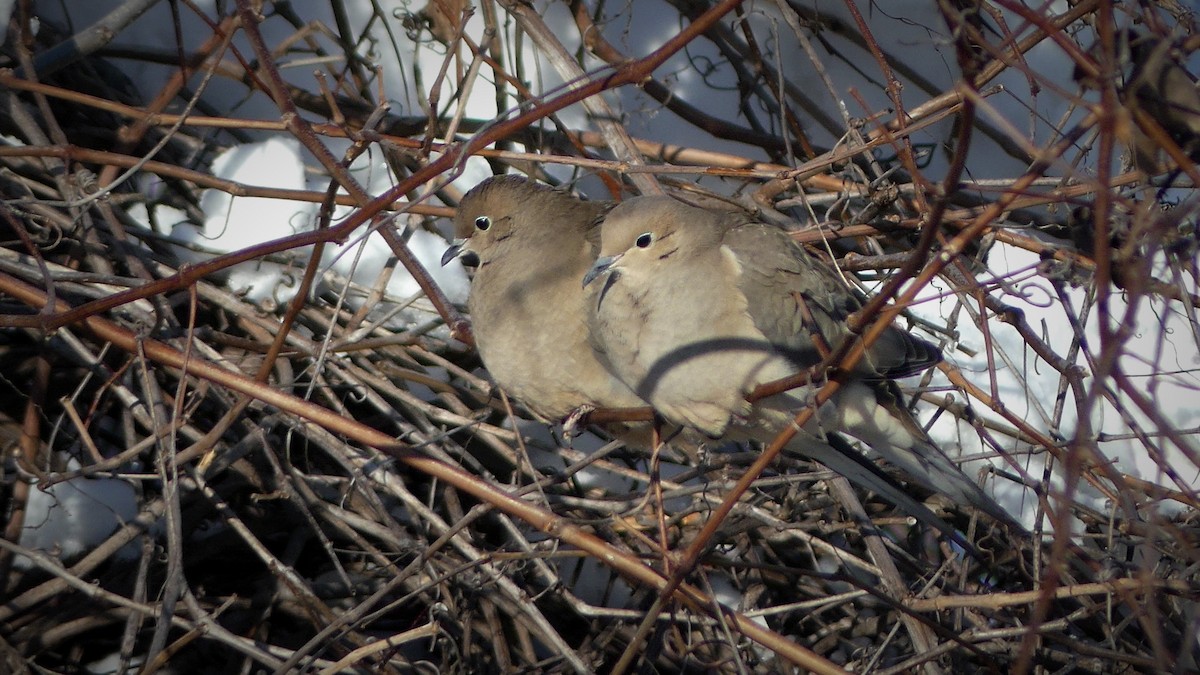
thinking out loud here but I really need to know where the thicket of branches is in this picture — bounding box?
[1,0,1198,673]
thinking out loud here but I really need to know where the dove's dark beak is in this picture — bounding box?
[441,240,479,268]
[583,254,619,287]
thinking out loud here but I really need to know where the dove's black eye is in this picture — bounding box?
[635,232,653,248]
[475,216,491,231]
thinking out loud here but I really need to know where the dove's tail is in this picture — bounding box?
[827,381,1022,530]
[771,428,986,558]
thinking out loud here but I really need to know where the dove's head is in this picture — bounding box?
[583,196,723,287]
[441,175,609,269]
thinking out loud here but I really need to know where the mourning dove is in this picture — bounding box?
[1075,29,1200,173]
[1124,33,1200,160]
[441,175,649,423]
[584,195,1015,527]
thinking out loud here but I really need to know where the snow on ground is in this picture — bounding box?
[15,459,139,570]
[909,239,1200,530]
